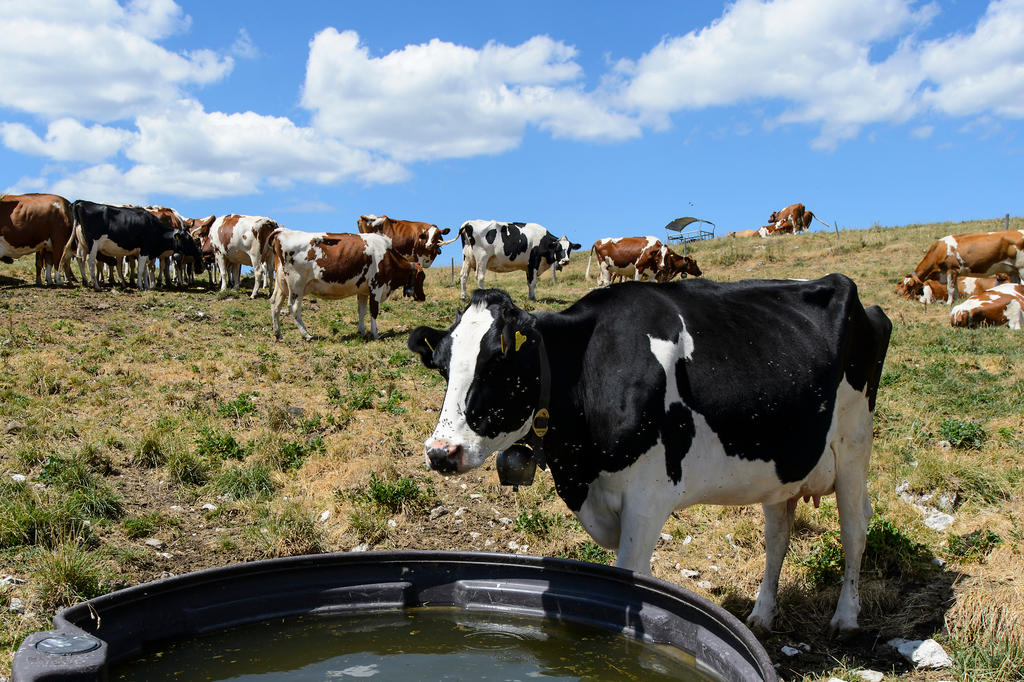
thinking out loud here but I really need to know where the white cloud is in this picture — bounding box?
[611,0,937,148]
[231,28,259,59]
[920,0,1024,118]
[0,0,231,122]
[0,119,134,162]
[301,29,639,161]
[911,124,934,139]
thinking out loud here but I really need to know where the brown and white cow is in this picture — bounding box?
[657,249,703,281]
[768,203,806,234]
[950,282,1024,329]
[729,229,762,238]
[270,229,425,340]
[357,214,451,268]
[586,236,667,285]
[210,215,280,298]
[183,215,217,282]
[895,230,1024,304]
[1,193,74,285]
[917,273,1011,305]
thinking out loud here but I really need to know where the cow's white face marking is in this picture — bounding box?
[427,303,531,469]
[556,235,573,265]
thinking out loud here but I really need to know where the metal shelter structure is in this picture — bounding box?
[664,217,715,252]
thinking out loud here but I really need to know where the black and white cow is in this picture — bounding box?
[72,200,192,291]
[409,275,891,633]
[458,220,581,301]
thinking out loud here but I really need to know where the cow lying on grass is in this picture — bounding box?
[916,273,1011,305]
[410,275,891,633]
[950,282,1024,329]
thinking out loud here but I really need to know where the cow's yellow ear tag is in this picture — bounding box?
[500,334,507,354]
[515,331,527,352]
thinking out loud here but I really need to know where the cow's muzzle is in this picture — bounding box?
[425,440,464,474]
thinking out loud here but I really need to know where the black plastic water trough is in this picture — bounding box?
[12,550,776,681]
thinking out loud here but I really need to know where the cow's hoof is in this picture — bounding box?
[827,618,859,639]
[745,613,774,634]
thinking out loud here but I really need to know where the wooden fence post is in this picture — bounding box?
[833,221,840,249]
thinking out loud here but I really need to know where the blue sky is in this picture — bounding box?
[2,0,1022,262]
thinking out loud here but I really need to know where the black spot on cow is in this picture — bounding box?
[662,401,695,484]
[485,229,497,244]
[500,223,529,260]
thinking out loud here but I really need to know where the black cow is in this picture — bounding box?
[172,232,205,286]
[409,275,891,634]
[457,220,581,300]
[72,200,192,290]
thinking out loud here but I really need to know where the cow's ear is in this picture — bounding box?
[440,228,451,235]
[498,305,536,356]
[408,326,446,369]
[571,243,582,251]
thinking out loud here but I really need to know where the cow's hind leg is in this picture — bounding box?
[270,274,288,340]
[288,285,311,341]
[459,254,472,300]
[829,411,873,634]
[356,294,374,338]
[747,500,795,632]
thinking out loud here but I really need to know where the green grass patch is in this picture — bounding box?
[216,392,258,421]
[211,462,276,500]
[33,541,109,611]
[800,518,933,588]
[354,473,430,514]
[938,418,987,449]
[194,427,248,461]
[947,529,1002,563]
[558,540,614,565]
[120,513,178,540]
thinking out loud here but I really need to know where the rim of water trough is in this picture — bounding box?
[12,550,777,682]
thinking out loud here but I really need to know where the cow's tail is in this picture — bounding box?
[585,246,595,281]
[438,225,464,247]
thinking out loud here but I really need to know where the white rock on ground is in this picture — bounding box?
[780,645,801,656]
[679,569,700,579]
[10,474,26,483]
[853,670,884,682]
[144,538,165,549]
[887,638,953,669]
[9,597,25,614]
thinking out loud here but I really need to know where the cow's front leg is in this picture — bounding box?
[137,255,150,290]
[613,499,667,576]
[748,499,795,632]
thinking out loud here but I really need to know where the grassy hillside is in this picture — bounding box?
[2,218,1023,681]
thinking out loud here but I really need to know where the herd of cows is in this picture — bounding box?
[0,192,708,339]
[894,228,1024,330]
[4,191,1021,636]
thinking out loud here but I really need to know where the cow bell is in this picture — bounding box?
[496,444,537,490]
